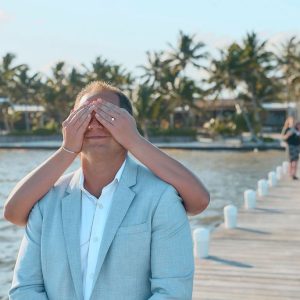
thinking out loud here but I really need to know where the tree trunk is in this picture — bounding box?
[236,102,261,143]
[1,108,11,132]
[250,83,263,139]
[24,111,30,132]
[24,95,31,132]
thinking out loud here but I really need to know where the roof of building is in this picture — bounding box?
[0,97,10,104]
[194,99,297,111]
[10,104,45,112]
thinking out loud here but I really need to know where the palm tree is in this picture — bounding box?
[208,43,260,141]
[82,56,134,92]
[0,53,26,132]
[132,84,159,139]
[239,32,277,132]
[166,30,208,73]
[0,53,25,95]
[13,66,42,131]
[208,32,279,141]
[139,51,171,88]
[65,67,85,105]
[43,62,73,124]
[276,36,300,102]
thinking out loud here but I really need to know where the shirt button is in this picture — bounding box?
[97,203,103,209]
[90,273,94,279]
[93,237,99,243]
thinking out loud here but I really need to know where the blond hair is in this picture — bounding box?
[75,81,133,115]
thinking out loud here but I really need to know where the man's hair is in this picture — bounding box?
[75,81,133,115]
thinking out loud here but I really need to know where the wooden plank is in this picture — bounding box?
[192,173,300,300]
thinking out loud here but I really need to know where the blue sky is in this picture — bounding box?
[0,0,299,75]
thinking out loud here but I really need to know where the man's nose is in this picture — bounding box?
[88,113,104,129]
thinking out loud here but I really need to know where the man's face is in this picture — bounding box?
[78,90,126,156]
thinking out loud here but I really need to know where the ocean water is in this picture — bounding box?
[0,149,286,299]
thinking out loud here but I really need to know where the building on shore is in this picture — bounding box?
[173,99,298,133]
[0,97,45,132]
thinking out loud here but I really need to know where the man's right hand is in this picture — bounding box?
[61,103,93,153]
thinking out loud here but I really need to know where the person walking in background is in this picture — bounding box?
[6,81,210,300]
[281,116,300,180]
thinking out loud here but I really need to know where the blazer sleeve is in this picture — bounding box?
[9,202,48,300]
[149,185,194,300]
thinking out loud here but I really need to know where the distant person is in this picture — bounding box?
[281,116,300,180]
[5,81,210,299]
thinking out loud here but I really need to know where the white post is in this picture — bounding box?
[244,189,256,209]
[193,227,210,258]
[276,166,283,180]
[257,179,268,196]
[268,171,277,187]
[282,161,289,175]
[224,205,237,229]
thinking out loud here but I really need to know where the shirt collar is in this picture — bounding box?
[79,156,127,192]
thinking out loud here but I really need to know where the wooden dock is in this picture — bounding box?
[192,174,300,300]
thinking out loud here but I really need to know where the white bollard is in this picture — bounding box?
[257,179,268,196]
[244,189,256,209]
[224,205,237,229]
[282,161,289,175]
[193,227,210,258]
[268,171,277,187]
[276,166,283,180]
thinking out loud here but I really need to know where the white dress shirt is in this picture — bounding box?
[79,158,126,300]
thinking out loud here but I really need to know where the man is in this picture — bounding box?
[10,81,194,300]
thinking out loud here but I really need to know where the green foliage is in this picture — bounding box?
[204,118,237,136]
[262,136,275,143]
[148,127,197,137]
[9,119,59,136]
[32,119,60,135]
[232,113,250,133]
[32,127,58,135]
[1,30,299,137]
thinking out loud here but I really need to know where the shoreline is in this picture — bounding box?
[0,142,285,151]
[0,141,285,151]
[0,135,286,151]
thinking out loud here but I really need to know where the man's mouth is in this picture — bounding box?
[85,135,110,139]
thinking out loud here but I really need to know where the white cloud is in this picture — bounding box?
[251,31,300,54]
[196,30,300,56]
[39,58,83,76]
[0,10,12,23]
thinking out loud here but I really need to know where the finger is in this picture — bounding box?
[75,106,95,129]
[76,112,92,132]
[95,111,115,127]
[69,105,93,125]
[94,106,118,120]
[96,99,121,115]
[63,103,90,125]
[100,104,121,117]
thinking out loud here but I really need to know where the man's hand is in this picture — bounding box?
[61,103,93,153]
[94,99,142,149]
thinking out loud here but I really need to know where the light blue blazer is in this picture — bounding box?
[10,156,194,300]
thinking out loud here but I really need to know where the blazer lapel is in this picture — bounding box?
[91,156,138,293]
[62,169,83,300]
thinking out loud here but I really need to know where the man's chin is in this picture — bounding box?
[84,136,110,140]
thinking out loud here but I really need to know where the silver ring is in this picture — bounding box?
[111,117,115,122]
